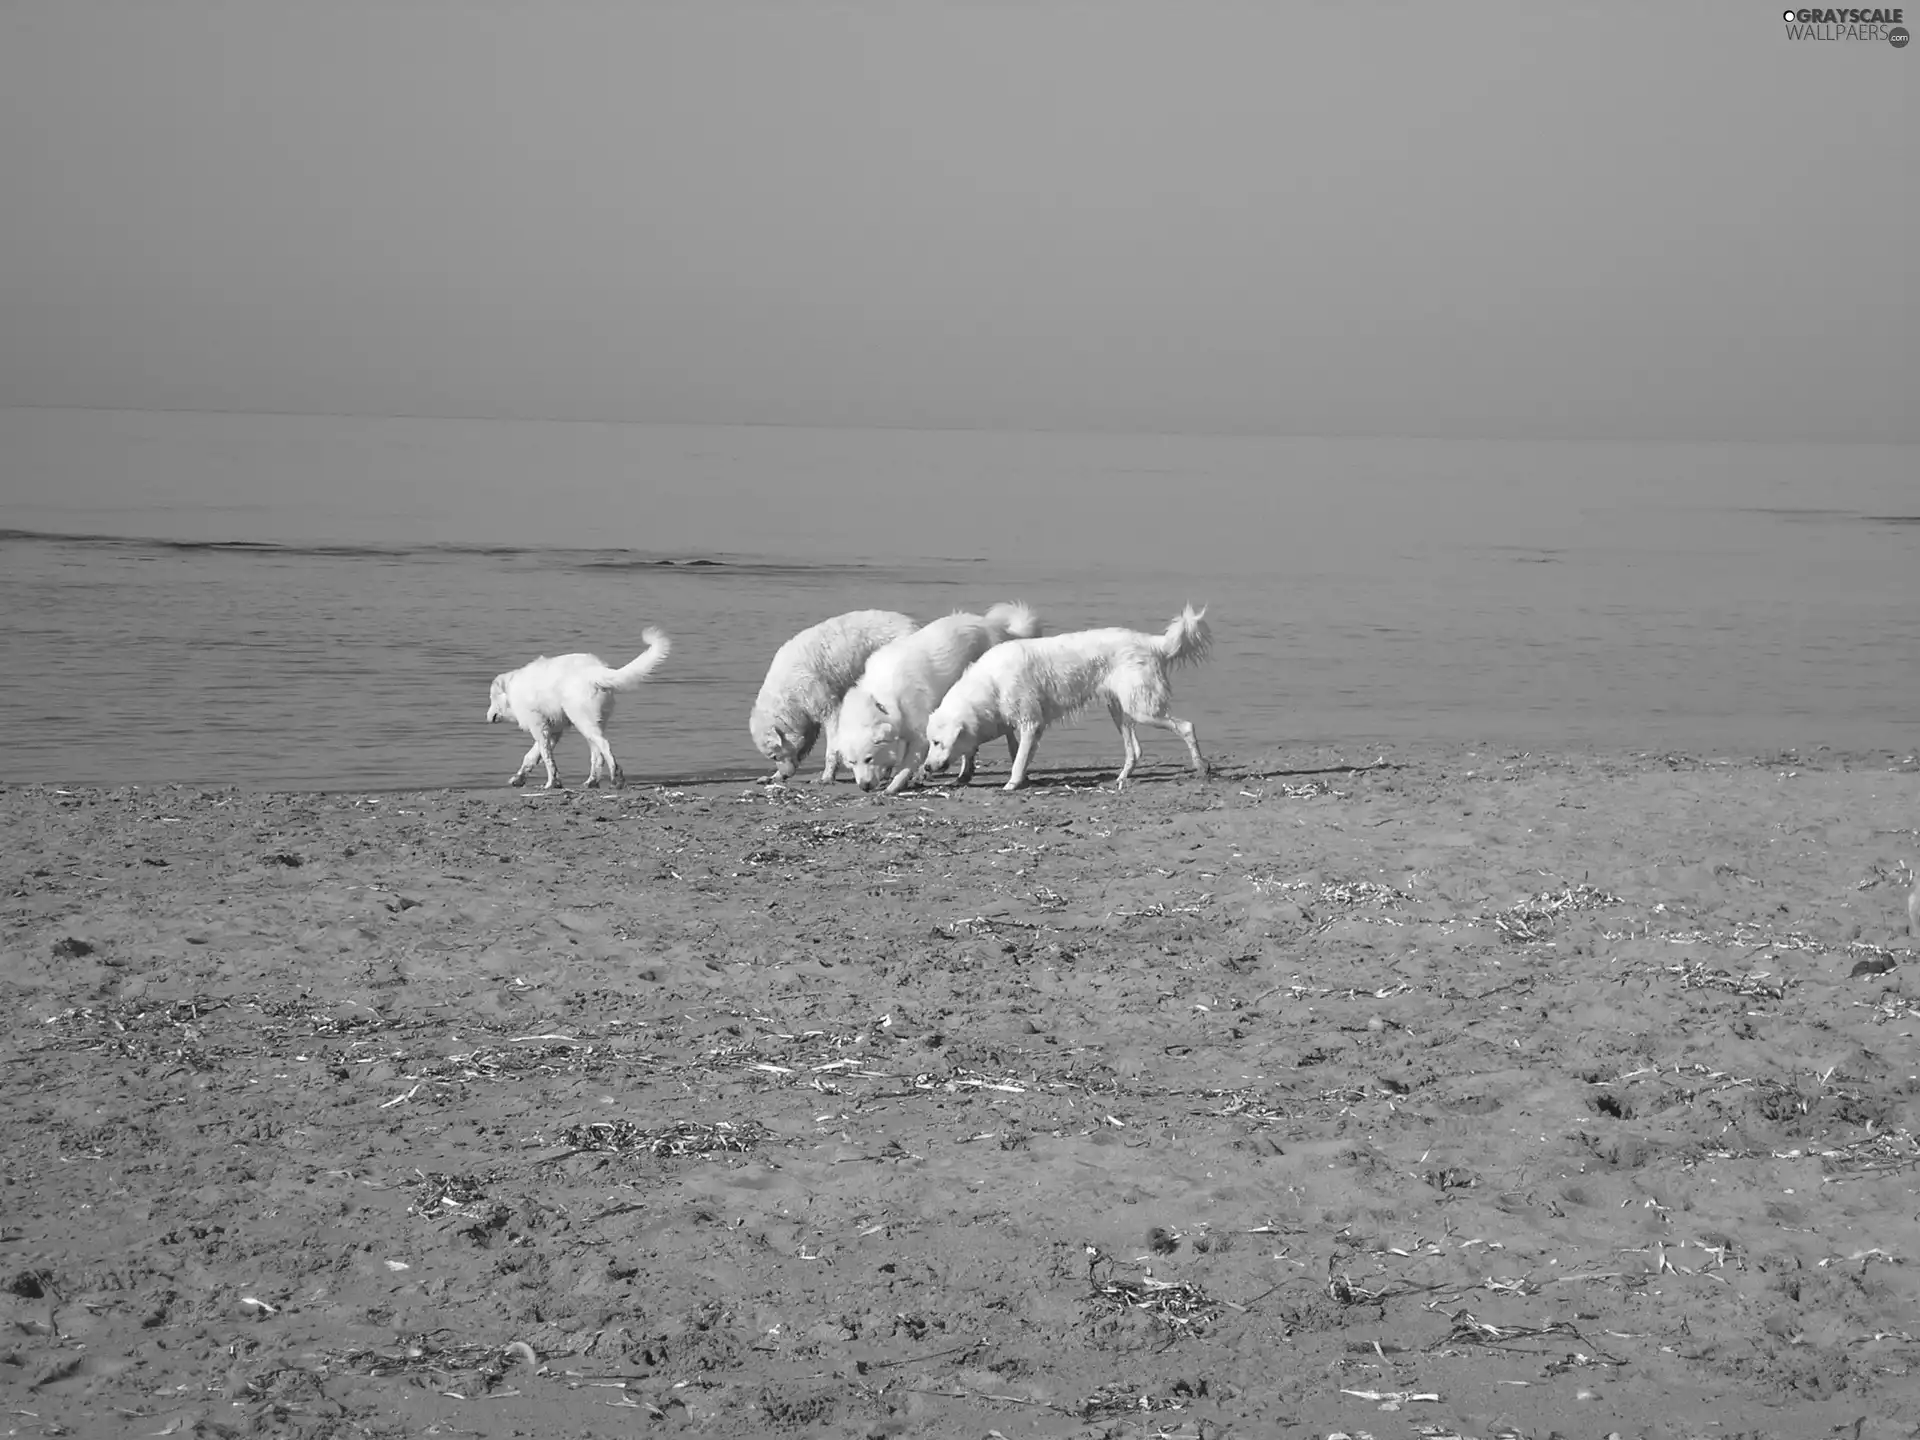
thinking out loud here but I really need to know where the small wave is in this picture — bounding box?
[574,556,729,570]
[0,527,884,571]
[0,527,482,560]
[1737,507,1856,521]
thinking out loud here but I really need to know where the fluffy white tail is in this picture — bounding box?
[599,626,673,688]
[983,600,1043,642]
[1155,605,1212,667]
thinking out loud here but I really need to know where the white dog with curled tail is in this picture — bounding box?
[837,601,1043,794]
[749,609,918,783]
[923,605,1212,792]
[485,627,672,789]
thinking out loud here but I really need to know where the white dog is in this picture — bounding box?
[485,627,672,789]
[749,609,917,782]
[923,605,1212,791]
[838,601,1043,794]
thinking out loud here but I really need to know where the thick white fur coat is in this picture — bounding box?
[749,609,917,781]
[923,605,1212,791]
[486,626,672,789]
[838,601,1042,793]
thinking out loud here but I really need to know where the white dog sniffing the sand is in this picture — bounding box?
[923,605,1212,792]
[838,601,1042,794]
[750,609,917,783]
[486,627,672,789]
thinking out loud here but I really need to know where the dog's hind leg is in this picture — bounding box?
[1135,711,1208,778]
[587,740,624,788]
[574,710,622,789]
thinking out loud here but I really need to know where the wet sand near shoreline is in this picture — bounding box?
[3,744,1917,1439]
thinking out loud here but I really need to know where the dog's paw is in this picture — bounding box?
[508,774,528,788]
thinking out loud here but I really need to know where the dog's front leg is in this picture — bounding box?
[885,737,928,796]
[1004,727,1041,792]
[813,715,844,784]
[1114,723,1140,788]
[510,740,543,787]
[817,727,847,783]
[950,745,977,787]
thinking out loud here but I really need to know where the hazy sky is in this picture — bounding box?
[0,2,1911,441]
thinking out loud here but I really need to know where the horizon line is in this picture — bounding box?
[1,402,1909,449]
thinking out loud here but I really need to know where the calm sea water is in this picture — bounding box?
[2,409,1914,790]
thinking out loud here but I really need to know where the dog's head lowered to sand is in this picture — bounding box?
[749,712,819,780]
[923,705,994,777]
[840,692,908,792]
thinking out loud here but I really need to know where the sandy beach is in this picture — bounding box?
[3,744,1917,1440]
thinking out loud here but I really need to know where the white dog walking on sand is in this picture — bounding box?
[837,601,1042,794]
[749,609,917,783]
[485,626,672,789]
[923,605,1212,792]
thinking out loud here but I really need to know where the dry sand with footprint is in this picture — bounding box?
[2,746,1917,1440]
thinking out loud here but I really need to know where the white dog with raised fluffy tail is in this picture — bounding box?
[838,601,1043,794]
[486,627,672,789]
[749,609,917,783]
[923,605,1212,791]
